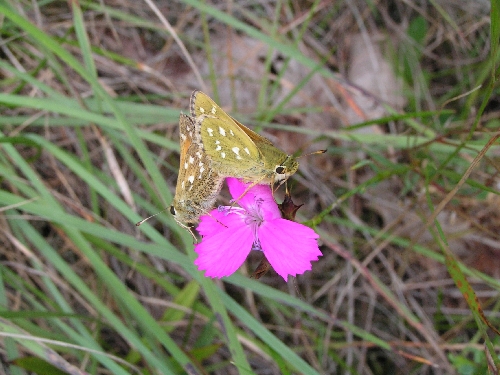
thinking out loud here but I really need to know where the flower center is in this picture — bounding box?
[244,198,264,249]
[244,198,264,225]
[219,197,265,250]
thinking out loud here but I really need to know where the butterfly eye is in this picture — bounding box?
[275,166,286,174]
[170,206,176,215]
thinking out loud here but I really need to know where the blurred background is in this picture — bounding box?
[0,1,499,374]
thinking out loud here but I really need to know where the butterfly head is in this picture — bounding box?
[169,200,191,226]
[169,203,199,242]
[169,204,179,219]
[274,155,299,182]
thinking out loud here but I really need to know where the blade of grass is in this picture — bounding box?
[0,4,172,213]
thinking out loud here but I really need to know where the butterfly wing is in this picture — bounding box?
[171,114,224,224]
[190,91,268,178]
[189,91,299,185]
[190,90,273,145]
[231,117,273,146]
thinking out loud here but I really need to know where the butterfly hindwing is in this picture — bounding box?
[171,114,224,224]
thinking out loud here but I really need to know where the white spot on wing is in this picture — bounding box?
[211,106,216,114]
[199,107,205,113]
[230,130,234,136]
[181,181,185,189]
[188,175,195,184]
[207,128,214,136]
[184,162,188,169]
[180,133,187,141]
[244,147,250,155]
[221,152,226,158]
[232,147,240,155]
[189,156,194,164]
[219,127,226,136]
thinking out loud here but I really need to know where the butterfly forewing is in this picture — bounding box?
[190,91,266,176]
[171,114,224,225]
[229,116,273,146]
[190,90,272,145]
[189,90,299,185]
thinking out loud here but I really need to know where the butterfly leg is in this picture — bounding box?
[229,176,268,206]
[175,220,198,243]
[206,211,228,228]
[273,177,289,196]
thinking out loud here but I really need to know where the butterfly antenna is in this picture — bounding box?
[135,208,169,226]
[296,149,326,159]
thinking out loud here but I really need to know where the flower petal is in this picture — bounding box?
[196,207,245,237]
[194,224,254,278]
[226,178,280,218]
[259,219,322,281]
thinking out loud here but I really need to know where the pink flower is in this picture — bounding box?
[193,178,322,281]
